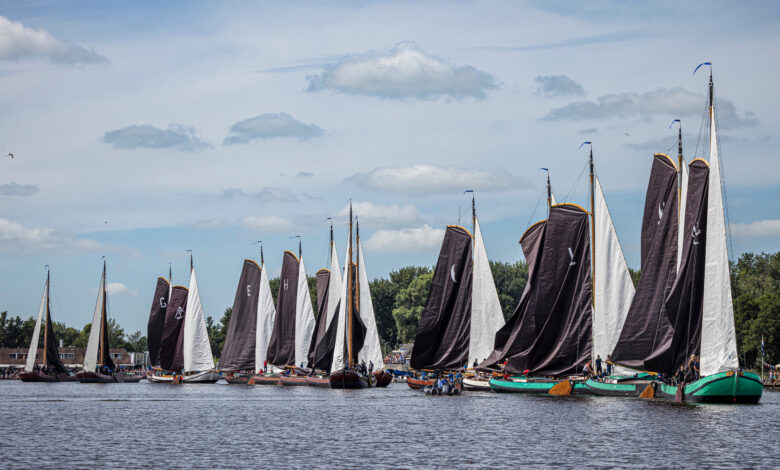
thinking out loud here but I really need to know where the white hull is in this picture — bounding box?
[182,370,221,383]
[147,374,174,383]
[462,377,492,391]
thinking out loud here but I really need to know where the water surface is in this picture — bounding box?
[0,380,776,468]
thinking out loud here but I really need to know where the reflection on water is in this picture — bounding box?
[0,381,776,469]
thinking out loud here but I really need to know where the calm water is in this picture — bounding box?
[0,380,777,469]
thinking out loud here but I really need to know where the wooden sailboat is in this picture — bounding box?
[180,254,219,383]
[77,259,142,383]
[19,268,76,382]
[409,194,505,392]
[146,270,172,383]
[220,257,264,384]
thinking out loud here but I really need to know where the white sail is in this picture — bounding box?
[294,257,316,367]
[700,106,739,376]
[677,161,689,274]
[83,270,105,373]
[470,218,505,366]
[254,263,277,373]
[331,239,350,373]
[183,268,214,372]
[356,239,385,370]
[326,241,343,328]
[592,176,636,361]
[24,282,47,372]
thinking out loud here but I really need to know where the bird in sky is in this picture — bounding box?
[7,153,13,159]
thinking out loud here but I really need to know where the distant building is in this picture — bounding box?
[0,347,134,368]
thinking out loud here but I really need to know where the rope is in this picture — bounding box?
[563,160,589,203]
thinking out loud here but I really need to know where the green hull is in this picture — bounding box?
[584,378,650,397]
[489,377,588,395]
[656,371,762,404]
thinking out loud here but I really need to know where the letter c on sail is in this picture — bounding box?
[450,265,458,283]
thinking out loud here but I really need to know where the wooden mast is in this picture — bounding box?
[43,268,50,367]
[347,202,354,368]
[545,170,552,214]
[588,145,596,368]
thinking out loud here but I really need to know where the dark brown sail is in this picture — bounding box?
[499,204,591,376]
[146,277,170,368]
[266,251,299,366]
[346,263,367,364]
[478,220,546,371]
[219,260,262,371]
[44,296,67,373]
[159,285,188,371]
[411,225,473,370]
[645,159,709,374]
[308,269,331,367]
[611,154,679,369]
[98,275,115,370]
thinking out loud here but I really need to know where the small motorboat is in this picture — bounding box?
[406,377,435,390]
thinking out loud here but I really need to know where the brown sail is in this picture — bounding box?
[266,251,299,366]
[219,260,262,371]
[159,285,188,371]
[146,277,170,368]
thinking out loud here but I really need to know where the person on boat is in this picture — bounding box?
[582,362,591,378]
[605,355,613,376]
[673,365,686,385]
[595,355,603,376]
[688,355,700,381]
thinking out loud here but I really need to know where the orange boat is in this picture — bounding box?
[279,374,308,386]
[407,377,435,390]
[248,374,280,385]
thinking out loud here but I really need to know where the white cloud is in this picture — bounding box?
[106,282,137,296]
[346,164,528,197]
[543,87,756,128]
[0,182,38,196]
[0,15,106,65]
[256,187,299,203]
[307,42,498,100]
[730,219,780,238]
[223,113,323,144]
[0,217,107,254]
[102,124,210,152]
[338,202,425,228]
[240,215,295,233]
[534,75,586,98]
[364,225,445,253]
[190,218,227,229]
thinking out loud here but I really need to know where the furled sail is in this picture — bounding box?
[700,103,739,376]
[410,225,473,370]
[356,238,384,369]
[146,277,170,368]
[266,251,300,366]
[645,159,709,374]
[24,282,47,372]
[159,285,188,371]
[219,260,262,371]
[254,261,276,372]
[470,218,505,366]
[611,154,679,370]
[592,176,635,362]
[294,256,316,367]
[478,219,546,371]
[183,267,215,372]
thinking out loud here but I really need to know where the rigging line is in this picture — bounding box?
[713,98,736,266]
[693,96,708,158]
[563,159,589,202]
[524,185,545,232]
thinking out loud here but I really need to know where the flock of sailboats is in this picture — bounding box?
[407,67,762,404]
[18,66,760,403]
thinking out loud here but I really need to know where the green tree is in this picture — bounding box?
[52,322,80,347]
[489,260,528,320]
[125,331,147,352]
[629,268,641,287]
[392,271,434,344]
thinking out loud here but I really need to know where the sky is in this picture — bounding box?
[1,0,778,334]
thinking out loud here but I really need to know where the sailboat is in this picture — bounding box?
[77,259,142,383]
[257,241,316,386]
[19,268,75,382]
[409,195,505,392]
[180,254,219,383]
[329,204,387,388]
[649,67,761,403]
[305,222,344,387]
[150,279,189,383]
[220,258,263,384]
[146,271,172,383]
[486,146,632,395]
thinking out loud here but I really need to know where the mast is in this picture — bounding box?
[588,145,596,366]
[347,203,354,368]
[168,263,172,283]
[98,258,107,367]
[43,268,50,367]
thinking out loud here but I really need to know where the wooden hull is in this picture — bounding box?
[655,371,762,404]
[407,377,435,390]
[19,371,75,382]
[462,377,491,391]
[329,369,368,389]
[76,371,117,383]
[224,374,251,384]
[373,370,392,388]
[489,377,589,395]
[248,374,281,385]
[279,375,309,386]
[181,370,221,383]
[305,375,331,387]
[120,373,143,383]
[148,374,175,383]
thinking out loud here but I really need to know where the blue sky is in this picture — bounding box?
[1,1,778,334]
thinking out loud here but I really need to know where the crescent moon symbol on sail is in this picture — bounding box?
[450,265,458,283]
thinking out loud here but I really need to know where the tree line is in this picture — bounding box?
[2,252,777,369]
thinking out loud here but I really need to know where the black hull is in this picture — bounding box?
[19,371,75,382]
[329,369,369,389]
